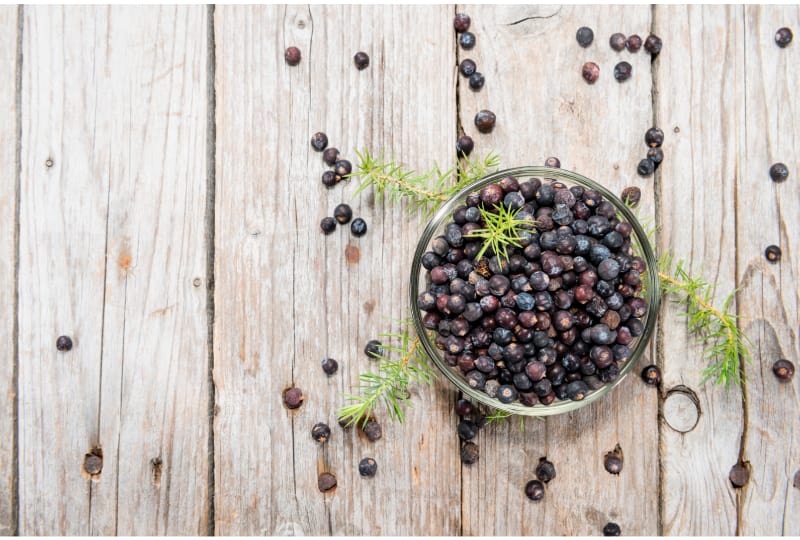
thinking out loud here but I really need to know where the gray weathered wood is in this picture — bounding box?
[654,5,745,535]
[457,5,658,535]
[18,6,209,534]
[213,5,460,535]
[738,5,799,535]
[0,6,18,537]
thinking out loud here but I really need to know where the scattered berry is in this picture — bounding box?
[358,457,378,477]
[645,127,664,147]
[644,34,663,54]
[310,132,328,152]
[362,420,383,441]
[524,479,545,501]
[576,26,594,47]
[320,217,336,235]
[457,419,479,440]
[621,186,641,207]
[582,61,600,84]
[535,458,556,483]
[455,398,474,417]
[729,463,749,488]
[459,32,476,50]
[333,203,353,224]
[769,162,789,183]
[604,446,623,474]
[459,59,477,77]
[474,110,496,133]
[454,13,471,33]
[647,147,664,165]
[626,34,642,52]
[321,357,339,376]
[772,359,795,381]
[284,46,301,66]
[334,159,352,178]
[469,72,485,90]
[775,27,793,48]
[317,472,337,492]
[637,158,655,177]
[56,335,73,352]
[283,387,304,409]
[353,51,369,70]
[364,339,383,359]
[350,218,368,237]
[460,442,480,464]
[765,245,782,262]
[311,422,331,443]
[321,170,337,188]
[457,135,475,156]
[641,364,662,385]
[603,522,621,536]
[610,33,627,51]
[614,61,632,82]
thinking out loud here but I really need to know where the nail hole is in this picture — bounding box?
[45,157,54,168]
[729,462,750,488]
[151,457,162,487]
[193,277,202,287]
[663,385,700,433]
[83,447,103,476]
[673,126,680,133]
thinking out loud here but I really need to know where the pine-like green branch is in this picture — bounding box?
[465,204,535,261]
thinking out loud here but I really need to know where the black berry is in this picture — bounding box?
[610,33,627,51]
[621,186,641,207]
[311,422,331,443]
[641,364,662,385]
[359,457,378,477]
[333,203,352,224]
[497,384,517,404]
[459,59,477,77]
[544,156,561,168]
[469,72,485,90]
[576,26,594,47]
[647,147,664,165]
[455,398,474,416]
[318,472,337,492]
[535,457,556,483]
[525,479,545,501]
[644,34,663,54]
[769,162,789,183]
[353,51,369,70]
[283,387,304,409]
[310,132,328,152]
[604,445,623,474]
[459,32,476,50]
[460,442,480,464]
[320,217,336,235]
[457,135,475,156]
[614,61,632,82]
[334,159,352,178]
[454,13,471,33]
[626,34,642,52]
[321,171,337,188]
[603,522,621,536]
[772,359,795,381]
[474,110,496,133]
[321,357,339,376]
[637,158,655,177]
[765,245,781,262]
[775,27,793,48]
[350,218,368,237]
[362,420,383,441]
[457,419,479,440]
[364,339,383,359]
[645,127,664,147]
[582,61,600,84]
[56,335,73,352]
[284,46,301,66]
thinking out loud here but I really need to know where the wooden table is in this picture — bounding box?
[1,5,797,535]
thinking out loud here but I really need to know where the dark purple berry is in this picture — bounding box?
[364,339,382,359]
[647,147,664,165]
[645,127,664,147]
[496,384,517,404]
[459,59,477,77]
[350,218,367,237]
[311,422,331,443]
[769,162,789,182]
[320,217,336,235]
[641,364,662,385]
[637,158,655,177]
[362,420,383,441]
[576,26,594,47]
[457,419,479,440]
[459,32,476,50]
[457,135,475,156]
[775,27,793,48]
[603,522,621,536]
[317,472,337,492]
[454,13,471,33]
[284,46,301,66]
[460,442,480,464]
[614,61,632,82]
[469,72,485,90]
[333,203,352,224]
[610,33,627,51]
[358,457,378,477]
[773,359,795,381]
[455,398,474,417]
[321,357,339,376]
[535,458,556,483]
[644,34,662,54]
[566,380,589,401]
[283,387,304,409]
[310,132,328,152]
[582,61,600,84]
[56,335,73,352]
[321,170,337,188]
[544,156,561,168]
[474,110,496,133]
[334,159,352,178]
[353,51,369,70]
[626,34,642,52]
[525,479,545,501]
[765,245,781,262]
[604,445,623,474]
[323,147,340,166]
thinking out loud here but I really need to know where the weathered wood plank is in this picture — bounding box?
[19,6,209,534]
[0,6,18,537]
[213,5,460,535]
[457,5,658,535]
[739,5,800,535]
[653,5,745,535]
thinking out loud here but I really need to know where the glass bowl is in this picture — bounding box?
[409,166,660,416]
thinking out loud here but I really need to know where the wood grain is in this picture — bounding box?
[457,5,658,535]
[212,5,460,535]
[0,6,18,537]
[738,5,799,535]
[653,5,745,535]
[18,6,209,534]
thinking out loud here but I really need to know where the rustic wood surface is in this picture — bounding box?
[1,5,798,536]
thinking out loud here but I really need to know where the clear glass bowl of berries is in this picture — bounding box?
[410,166,660,416]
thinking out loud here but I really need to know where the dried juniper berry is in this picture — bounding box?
[333,203,352,224]
[525,479,545,501]
[603,522,621,536]
[604,445,624,474]
[765,245,781,262]
[644,34,662,54]
[320,217,336,235]
[353,51,370,70]
[334,159,352,178]
[350,218,368,237]
[457,135,475,156]
[321,357,339,376]
[362,419,383,441]
[637,158,655,177]
[775,27,793,48]
[614,61,632,82]
[544,156,561,168]
[359,457,378,477]
[769,162,789,183]
[56,335,73,352]
[582,61,600,84]
[460,442,480,464]
[647,147,664,166]
[311,422,331,443]
[317,472,337,492]
[459,59,477,77]
[535,457,556,483]
[645,127,664,147]
[460,31,476,50]
[610,33,627,51]
[576,26,594,47]
[497,384,518,404]
[455,398,474,417]
[469,72,485,90]
[626,34,642,52]
[457,419,479,440]
[641,364,662,386]
[322,147,340,166]
[321,170,337,188]
[283,387,304,409]
[454,12,471,33]
[474,110,497,133]
[566,380,589,400]
[310,132,328,152]
[772,359,795,381]
[364,339,383,360]
[284,46,301,66]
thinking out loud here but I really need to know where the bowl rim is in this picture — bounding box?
[409,166,661,416]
